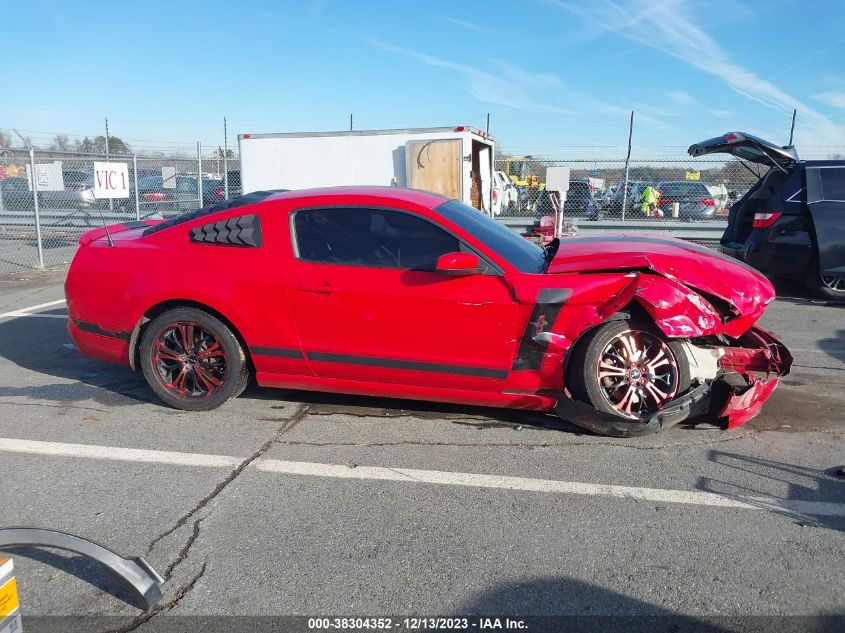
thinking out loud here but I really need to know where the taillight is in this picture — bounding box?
[493,190,498,202]
[699,198,715,206]
[752,212,781,228]
[143,192,166,201]
[212,187,224,197]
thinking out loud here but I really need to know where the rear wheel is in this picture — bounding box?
[806,259,845,301]
[139,307,249,411]
[818,274,845,301]
[567,320,690,421]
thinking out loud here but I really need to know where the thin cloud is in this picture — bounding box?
[666,90,696,106]
[606,46,641,60]
[438,15,497,35]
[366,36,671,130]
[366,38,574,114]
[711,109,733,119]
[814,91,845,110]
[546,0,845,145]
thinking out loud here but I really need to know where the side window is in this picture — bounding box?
[807,167,845,202]
[294,207,461,270]
[821,168,845,201]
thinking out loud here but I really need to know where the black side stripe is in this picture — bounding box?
[307,351,508,379]
[251,346,304,359]
[74,320,131,341]
[512,288,572,371]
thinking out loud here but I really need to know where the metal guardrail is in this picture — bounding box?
[496,216,728,241]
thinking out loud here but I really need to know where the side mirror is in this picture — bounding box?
[435,252,482,276]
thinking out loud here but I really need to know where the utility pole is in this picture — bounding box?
[223,117,229,198]
[486,112,490,133]
[350,114,353,131]
[621,111,634,222]
[788,109,797,146]
[104,117,113,211]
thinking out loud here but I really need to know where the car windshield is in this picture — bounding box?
[435,200,546,273]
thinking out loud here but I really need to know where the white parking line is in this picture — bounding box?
[0,299,66,320]
[1,436,843,517]
[0,437,241,468]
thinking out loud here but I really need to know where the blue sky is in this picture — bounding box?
[3,0,845,156]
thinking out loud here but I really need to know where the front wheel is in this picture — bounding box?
[139,307,249,411]
[566,320,690,421]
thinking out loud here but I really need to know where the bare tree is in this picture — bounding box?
[49,134,71,151]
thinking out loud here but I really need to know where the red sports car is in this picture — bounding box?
[65,187,791,437]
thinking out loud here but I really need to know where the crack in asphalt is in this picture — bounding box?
[106,560,208,633]
[308,409,509,422]
[110,405,311,632]
[276,431,761,450]
[0,399,109,413]
[145,404,309,565]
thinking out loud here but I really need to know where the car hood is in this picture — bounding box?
[546,234,774,316]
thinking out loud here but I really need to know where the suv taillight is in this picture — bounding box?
[752,212,781,228]
[212,187,224,197]
[699,198,715,206]
[143,192,167,201]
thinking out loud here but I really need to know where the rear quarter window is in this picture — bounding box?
[807,167,845,202]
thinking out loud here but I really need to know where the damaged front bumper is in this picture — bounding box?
[715,326,793,428]
[556,326,792,437]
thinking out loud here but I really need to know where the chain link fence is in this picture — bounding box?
[1,140,842,275]
[493,155,764,222]
[0,146,241,274]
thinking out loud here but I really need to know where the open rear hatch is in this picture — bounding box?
[688,131,798,167]
[689,132,799,247]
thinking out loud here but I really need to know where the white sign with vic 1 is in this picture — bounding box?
[93,161,130,199]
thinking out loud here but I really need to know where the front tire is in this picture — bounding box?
[139,307,249,411]
[566,319,690,421]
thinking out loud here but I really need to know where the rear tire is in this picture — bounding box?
[806,259,845,301]
[139,307,249,411]
[566,319,691,421]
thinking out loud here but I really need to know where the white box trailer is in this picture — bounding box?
[238,126,496,214]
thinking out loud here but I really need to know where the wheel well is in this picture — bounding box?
[561,301,652,379]
[129,299,254,373]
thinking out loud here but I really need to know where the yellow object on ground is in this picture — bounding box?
[0,557,21,632]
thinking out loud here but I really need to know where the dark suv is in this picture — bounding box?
[689,131,845,300]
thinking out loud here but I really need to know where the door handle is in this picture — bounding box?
[297,282,339,294]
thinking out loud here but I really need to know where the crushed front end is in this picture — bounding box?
[707,327,792,428]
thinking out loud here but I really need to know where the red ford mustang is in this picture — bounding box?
[65,187,791,437]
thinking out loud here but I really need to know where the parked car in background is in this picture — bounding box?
[690,131,845,300]
[492,172,504,216]
[655,181,717,221]
[601,181,651,217]
[137,175,226,217]
[532,179,599,220]
[0,176,94,211]
[495,170,518,214]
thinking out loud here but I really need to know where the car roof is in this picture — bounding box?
[264,186,448,207]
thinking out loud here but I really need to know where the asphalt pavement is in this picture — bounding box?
[0,268,842,633]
